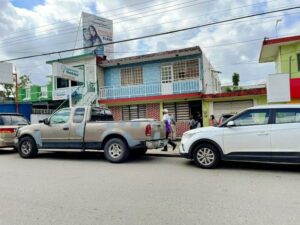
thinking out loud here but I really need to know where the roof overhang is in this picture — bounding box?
[259,35,300,63]
[99,46,202,67]
[46,52,96,65]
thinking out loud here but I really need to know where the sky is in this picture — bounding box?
[1,0,300,86]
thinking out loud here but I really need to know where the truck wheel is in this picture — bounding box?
[104,138,129,163]
[18,136,38,158]
[193,143,220,169]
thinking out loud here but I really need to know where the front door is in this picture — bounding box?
[223,109,272,161]
[161,65,173,95]
[39,108,71,148]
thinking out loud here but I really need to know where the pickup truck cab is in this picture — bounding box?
[180,105,300,168]
[16,106,167,163]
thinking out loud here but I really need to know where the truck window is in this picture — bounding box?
[91,108,113,121]
[0,115,11,125]
[73,108,85,123]
[11,115,29,125]
[50,109,71,124]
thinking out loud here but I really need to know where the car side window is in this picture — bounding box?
[233,109,270,126]
[11,116,29,125]
[73,108,85,123]
[49,109,71,124]
[0,116,12,125]
[275,108,300,124]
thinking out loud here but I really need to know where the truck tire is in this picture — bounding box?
[18,136,38,158]
[104,138,129,163]
[193,143,220,169]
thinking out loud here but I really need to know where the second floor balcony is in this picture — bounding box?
[99,79,202,100]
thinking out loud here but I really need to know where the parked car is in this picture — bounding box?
[15,106,167,163]
[0,113,30,150]
[180,105,300,168]
[218,113,235,125]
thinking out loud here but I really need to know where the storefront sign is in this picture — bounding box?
[53,62,83,82]
[0,62,13,84]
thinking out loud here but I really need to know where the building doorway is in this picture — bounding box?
[189,100,202,127]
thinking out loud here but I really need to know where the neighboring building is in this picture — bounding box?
[46,46,221,136]
[259,35,300,103]
[98,46,221,136]
[201,88,267,126]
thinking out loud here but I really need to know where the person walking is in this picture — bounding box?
[162,109,177,151]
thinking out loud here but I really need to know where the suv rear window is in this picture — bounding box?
[90,108,113,121]
[0,115,29,125]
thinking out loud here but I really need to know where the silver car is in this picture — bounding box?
[0,113,29,149]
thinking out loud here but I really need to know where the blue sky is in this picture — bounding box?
[11,0,44,10]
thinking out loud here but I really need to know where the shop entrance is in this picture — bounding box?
[189,100,202,127]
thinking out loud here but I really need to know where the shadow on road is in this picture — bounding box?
[0,148,16,155]
[35,151,159,164]
[183,160,300,173]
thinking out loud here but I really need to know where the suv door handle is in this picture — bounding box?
[256,132,269,136]
[63,127,69,131]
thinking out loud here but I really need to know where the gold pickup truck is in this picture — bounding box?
[15,106,167,163]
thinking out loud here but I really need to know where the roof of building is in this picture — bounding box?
[203,88,266,99]
[46,52,96,64]
[259,35,300,63]
[99,46,202,67]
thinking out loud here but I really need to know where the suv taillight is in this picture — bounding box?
[0,128,15,133]
[145,124,152,136]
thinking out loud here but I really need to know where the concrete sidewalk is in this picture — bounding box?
[146,141,181,157]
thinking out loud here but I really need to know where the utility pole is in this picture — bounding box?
[13,72,18,113]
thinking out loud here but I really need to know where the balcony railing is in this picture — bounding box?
[99,79,201,99]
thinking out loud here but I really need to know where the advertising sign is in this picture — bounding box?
[52,88,69,100]
[0,62,13,84]
[82,12,113,59]
[52,62,83,82]
[267,73,291,103]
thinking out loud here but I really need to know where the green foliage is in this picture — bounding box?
[232,72,240,87]
[3,84,15,98]
[18,75,31,88]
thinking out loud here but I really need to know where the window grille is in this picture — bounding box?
[122,104,146,120]
[121,67,143,86]
[173,59,199,81]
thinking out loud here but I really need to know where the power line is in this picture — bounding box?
[0,0,290,47]
[2,5,300,62]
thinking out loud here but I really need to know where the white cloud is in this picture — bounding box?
[0,0,299,85]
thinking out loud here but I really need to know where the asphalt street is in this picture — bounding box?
[0,149,299,225]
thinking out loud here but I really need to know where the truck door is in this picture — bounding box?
[68,107,86,148]
[40,108,71,148]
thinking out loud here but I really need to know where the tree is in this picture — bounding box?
[232,72,240,87]
[18,75,31,88]
[3,84,15,98]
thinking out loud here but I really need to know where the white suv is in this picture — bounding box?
[180,105,300,168]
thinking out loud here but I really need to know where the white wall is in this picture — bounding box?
[202,54,221,94]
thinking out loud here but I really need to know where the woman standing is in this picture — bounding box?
[209,115,218,126]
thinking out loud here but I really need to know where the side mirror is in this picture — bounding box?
[44,118,50,125]
[227,121,235,127]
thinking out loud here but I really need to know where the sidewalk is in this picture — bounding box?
[146,141,181,157]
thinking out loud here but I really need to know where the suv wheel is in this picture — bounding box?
[104,138,129,163]
[18,136,38,158]
[193,143,220,169]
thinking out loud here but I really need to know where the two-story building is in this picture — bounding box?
[46,46,221,136]
[259,34,300,103]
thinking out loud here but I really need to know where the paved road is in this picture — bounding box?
[0,149,299,225]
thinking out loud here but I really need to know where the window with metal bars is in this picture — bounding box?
[122,104,146,120]
[163,102,190,121]
[121,66,143,86]
[173,59,199,81]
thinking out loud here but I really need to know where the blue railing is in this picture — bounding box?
[99,79,201,99]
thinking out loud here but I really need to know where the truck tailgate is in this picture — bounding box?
[150,121,166,140]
